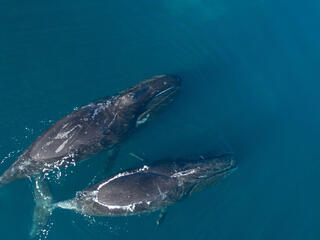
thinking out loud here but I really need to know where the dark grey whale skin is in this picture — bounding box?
[63,154,236,216]
[0,75,181,187]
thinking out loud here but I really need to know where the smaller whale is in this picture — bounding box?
[31,153,237,237]
[0,75,181,187]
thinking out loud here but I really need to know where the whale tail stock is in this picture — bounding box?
[29,176,54,239]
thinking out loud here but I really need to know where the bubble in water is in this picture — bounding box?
[0,149,22,165]
[37,221,53,240]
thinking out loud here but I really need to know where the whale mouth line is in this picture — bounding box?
[149,86,179,107]
[153,80,180,102]
[204,164,237,180]
[136,85,179,125]
[154,86,175,98]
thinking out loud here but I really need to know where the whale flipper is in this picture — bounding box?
[29,176,53,239]
[156,208,168,227]
[129,152,147,162]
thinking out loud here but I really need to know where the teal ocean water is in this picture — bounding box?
[1,0,320,239]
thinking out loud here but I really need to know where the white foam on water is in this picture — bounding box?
[0,149,22,165]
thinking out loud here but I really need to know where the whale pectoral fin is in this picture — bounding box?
[156,208,168,227]
[104,147,120,174]
[129,152,146,162]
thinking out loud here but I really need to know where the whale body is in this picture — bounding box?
[0,75,181,187]
[55,153,236,216]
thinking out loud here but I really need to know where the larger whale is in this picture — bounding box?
[0,74,181,187]
[32,153,236,237]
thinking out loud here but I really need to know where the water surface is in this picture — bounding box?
[1,0,320,239]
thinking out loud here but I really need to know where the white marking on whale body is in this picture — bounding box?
[141,165,149,171]
[55,124,81,139]
[171,169,197,178]
[154,86,174,98]
[157,185,167,200]
[92,108,101,119]
[102,201,144,212]
[154,74,166,78]
[18,165,25,171]
[55,200,77,210]
[55,139,69,153]
[92,100,111,119]
[96,165,149,191]
[45,141,53,146]
[136,114,150,126]
[107,113,118,128]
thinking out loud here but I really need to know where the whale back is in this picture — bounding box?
[28,100,114,162]
[96,172,178,207]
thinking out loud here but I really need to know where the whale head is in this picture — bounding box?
[117,74,181,127]
[167,153,237,194]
